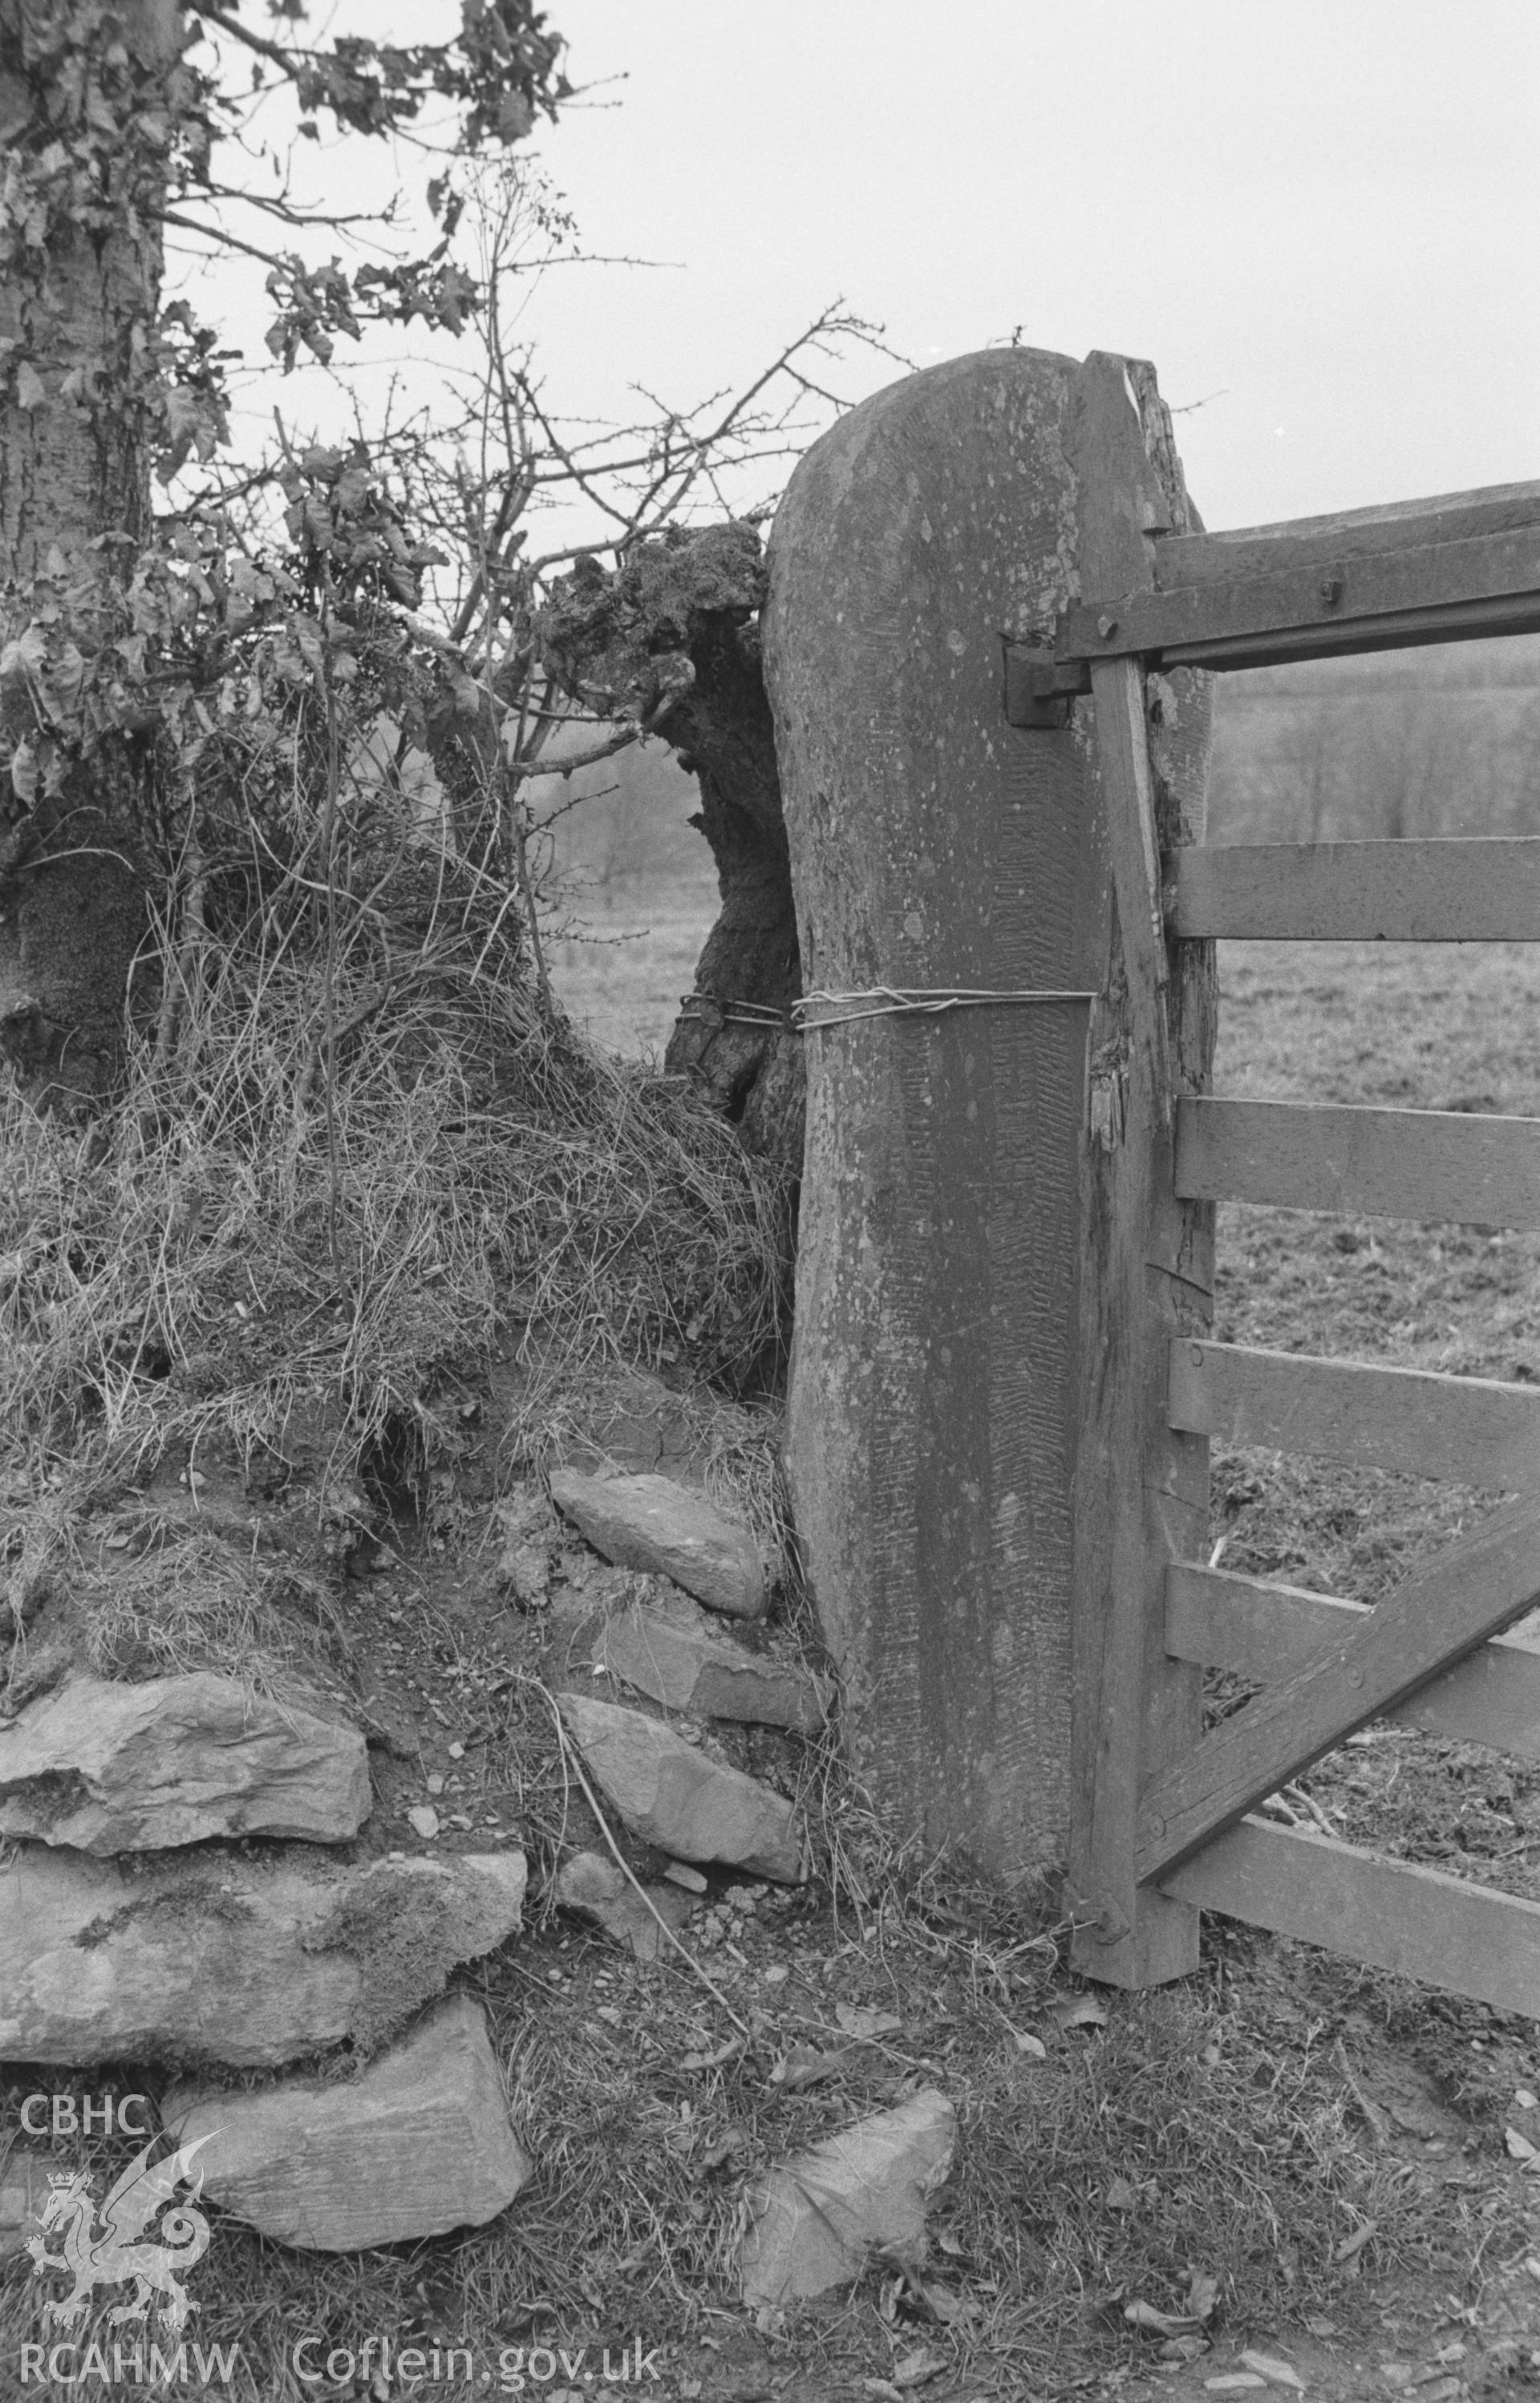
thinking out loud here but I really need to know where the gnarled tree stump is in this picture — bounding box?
[542,523,803,1172]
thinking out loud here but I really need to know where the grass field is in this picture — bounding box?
[1211,939,1540,1614]
[544,869,717,1065]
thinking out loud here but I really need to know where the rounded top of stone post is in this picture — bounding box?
[768,346,1087,652]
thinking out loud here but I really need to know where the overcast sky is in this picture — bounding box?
[197,1,1540,539]
[529,0,1539,531]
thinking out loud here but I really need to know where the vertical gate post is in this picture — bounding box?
[765,347,1214,1900]
[1067,355,1216,1982]
[762,347,1206,1883]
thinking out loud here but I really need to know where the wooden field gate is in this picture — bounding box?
[1027,396,1540,2011]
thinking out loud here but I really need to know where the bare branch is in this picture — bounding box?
[512,726,641,779]
[197,181,383,233]
[187,0,301,74]
[160,206,289,273]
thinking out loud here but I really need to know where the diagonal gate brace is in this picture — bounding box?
[1137,1488,1540,1885]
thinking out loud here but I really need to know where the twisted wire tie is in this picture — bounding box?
[675,994,788,1030]
[792,984,1097,1030]
[677,986,1098,1034]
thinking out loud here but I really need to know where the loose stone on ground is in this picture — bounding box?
[0,1670,371,1852]
[549,1469,766,1619]
[164,1993,531,2250]
[740,2089,957,2305]
[553,1849,692,1961]
[0,1845,525,2067]
[557,1691,804,1881]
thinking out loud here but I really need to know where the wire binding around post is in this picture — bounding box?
[675,993,789,1032]
[673,985,1100,1035]
[792,984,1098,1031]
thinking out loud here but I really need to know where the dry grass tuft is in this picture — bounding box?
[78,1529,342,1693]
[0,847,791,1646]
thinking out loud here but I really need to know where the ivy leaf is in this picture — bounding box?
[9,738,38,804]
[0,625,48,685]
[434,262,477,335]
[159,386,222,480]
[334,465,371,516]
[14,361,45,410]
[229,559,275,604]
[131,582,173,639]
[290,616,326,677]
[42,640,85,717]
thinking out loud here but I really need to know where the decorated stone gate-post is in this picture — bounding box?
[764,347,1215,1959]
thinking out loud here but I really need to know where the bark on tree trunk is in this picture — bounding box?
[0,0,180,1100]
[541,523,804,1174]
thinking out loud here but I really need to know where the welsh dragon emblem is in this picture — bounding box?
[26,2133,215,2332]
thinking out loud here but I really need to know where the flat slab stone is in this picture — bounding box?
[550,1470,765,1619]
[554,1849,693,1961]
[740,2089,956,2305]
[596,1597,832,1734]
[0,1845,525,2068]
[558,1692,803,1883]
[0,1670,370,1852]
[165,1994,530,2251]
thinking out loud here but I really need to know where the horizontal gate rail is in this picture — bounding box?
[1161,1816,1540,2020]
[1137,1492,1540,1882]
[1174,1096,1540,1229]
[1169,837,1540,943]
[1169,1338,1540,1486]
[1061,530,1540,672]
[1053,481,1540,676]
[1149,477,1540,579]
[1165,1561,1540,1761]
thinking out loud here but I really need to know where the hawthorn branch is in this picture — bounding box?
[160,206,290,272]
[513,726,641,778]
[187,1,302,74]
[196,181,382,233]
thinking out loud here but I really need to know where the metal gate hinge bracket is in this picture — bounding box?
[1003,640,1091,729]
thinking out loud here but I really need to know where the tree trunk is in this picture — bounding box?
[541,523,804,1173]
[0,0,180,1100]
